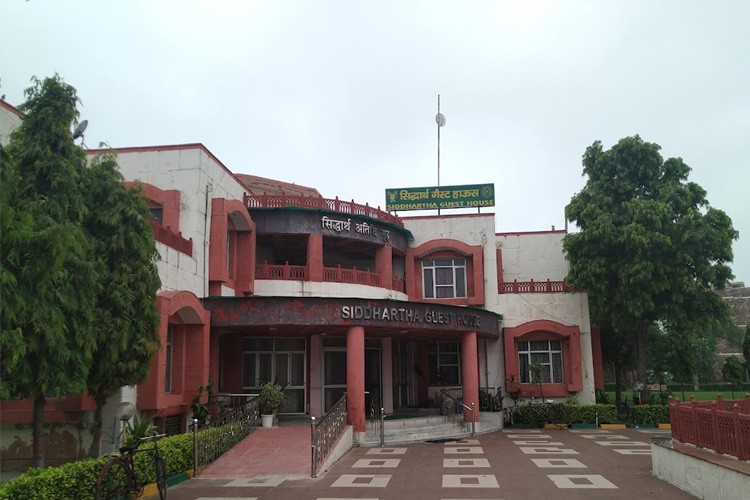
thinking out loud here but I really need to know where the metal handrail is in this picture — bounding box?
[311,393,348,477]
[440,389,476,437]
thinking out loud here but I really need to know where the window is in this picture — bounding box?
[164,326,174,393]
[150,206,164,224]
[242,338,306,413]
[422,258,466,298]
[428,342,461,385]
[518,340,563,384]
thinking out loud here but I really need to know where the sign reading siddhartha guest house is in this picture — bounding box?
[386,183,495,211]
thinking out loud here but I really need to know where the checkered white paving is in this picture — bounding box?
[331,474,392,488]
[442,474,499,488]
[547,474,618,489]
[531,458,587,468]
[520,446,579,454]
[353,458,401,468]
[366,447,407,455]
[444,446,484,454]
[443,458,490,467]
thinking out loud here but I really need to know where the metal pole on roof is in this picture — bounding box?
[436,94,446,215]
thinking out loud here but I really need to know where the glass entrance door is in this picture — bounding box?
[392,340,410,408]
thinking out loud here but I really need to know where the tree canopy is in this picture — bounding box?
[564,136,738,398]
[83,151,161,456]
[0,75,161,464]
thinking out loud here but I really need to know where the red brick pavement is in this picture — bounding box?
[199,424,312,479]
[162,428,700,500]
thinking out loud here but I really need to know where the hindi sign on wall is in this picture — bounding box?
[385,183,495,211]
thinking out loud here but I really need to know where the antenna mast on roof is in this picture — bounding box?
[435,94,446,187]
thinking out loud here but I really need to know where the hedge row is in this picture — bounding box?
[0,420,247,500]
[512,402,671,427]
[514,403,617,426]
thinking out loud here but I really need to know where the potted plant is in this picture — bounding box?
[258,381,285,427]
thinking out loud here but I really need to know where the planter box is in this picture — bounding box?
[543,423,569,429]
[570,423,599,429]
[657,423,671,429]
[628,423,656,429]
[600,423,627,429]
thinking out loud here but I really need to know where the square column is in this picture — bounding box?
[461,331,479,422]
[347,326,365,432]
[382,338,394,415]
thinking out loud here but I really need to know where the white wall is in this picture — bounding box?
[113,146,248,297]
[0,103,22,146]
[498,232,569,282]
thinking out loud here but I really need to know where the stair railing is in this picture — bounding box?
[440,389,476,437]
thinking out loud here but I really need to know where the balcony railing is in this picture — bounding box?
[501,279,572,294]
[256,262,308,280]
[245,193,403,227]
[324,265,380,287]
[256,263,407,293]
[149,219,193,256]
[669,395,750,461]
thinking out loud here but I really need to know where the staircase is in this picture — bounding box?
[361,409,472,445]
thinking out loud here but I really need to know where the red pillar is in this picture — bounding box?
[308,234,323,282]
[461,331,479,422]
[347,326,366,432]
[375,245,392,288]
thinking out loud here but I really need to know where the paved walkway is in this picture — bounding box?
[199,424,312,479]
[164,427,700,499]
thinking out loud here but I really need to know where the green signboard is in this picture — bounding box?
[386,183,495,211]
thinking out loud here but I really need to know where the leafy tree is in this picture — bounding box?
[1,75,161,464]
[0,76,98,467]
[83,151,161,457]
[564,136,738,403]
[722,357,745,399]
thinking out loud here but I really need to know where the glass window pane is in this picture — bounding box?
[435,267,453,285]
[455,269,466,297]
[440,342,458,353]
[291,353,305,386]
[453,258,466,266]
[258,353,273,384]
[324,351,347,385]
[519,354,529,383]
[275,338,305,351]
[552,353,563,383]
[442,366,460,385]
[423,268,434,298]
[530,352,548,364]
[283,388,304,413]
[518,341,529,352]
[323,337,346,347]
[242,353,256,387]
[423,259,434,267]
[549,340,562,351]
[439,354,458,365]
[530,340,548,351]
[436,286,453,298]
[435,259,453,267]
[275,354,289,385]
[244,338,273,351]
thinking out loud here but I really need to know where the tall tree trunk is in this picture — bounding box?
[614,361,623,407]
[635,324,650,404]
[32,393,45,468]
[88,392,107,458]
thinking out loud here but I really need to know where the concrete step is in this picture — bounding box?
[362,416,469,445]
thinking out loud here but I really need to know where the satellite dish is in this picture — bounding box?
[72,120,88,140]
[435,113,446,127]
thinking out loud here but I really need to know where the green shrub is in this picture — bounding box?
[631,404,669,425]
[0,420,250,499]
[514,403,616,426]
[0,458,104,500]
[479,389,502,411]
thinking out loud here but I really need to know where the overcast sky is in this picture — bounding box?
[2,0,748,283]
